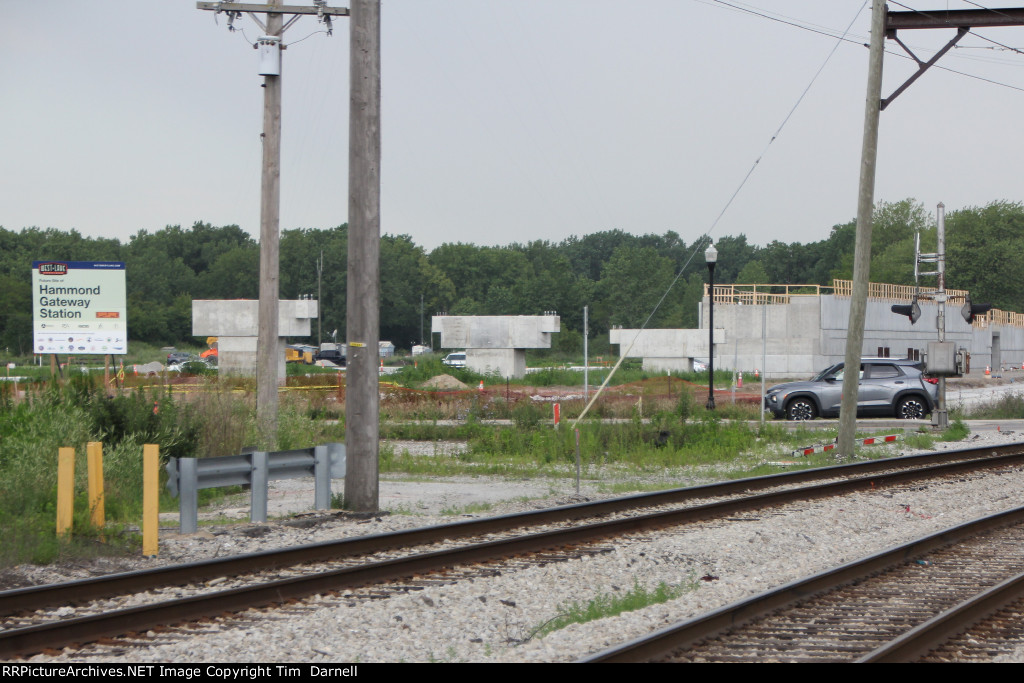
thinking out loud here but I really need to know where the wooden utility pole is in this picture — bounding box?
[197,2,349,448]
[257,1,284,448]
[344,0,382,512]
[837,5,1024,456]
[837,0,885,459]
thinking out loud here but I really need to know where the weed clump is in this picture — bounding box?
[531,577,699,639]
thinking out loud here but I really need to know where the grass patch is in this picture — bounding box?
[377,418,889,481]
[941,419,970,441]
[439,501,493,516]
[903,432,935,451]
[957,391,1024,419]
[386,503,425,516]
[532,578,699,639]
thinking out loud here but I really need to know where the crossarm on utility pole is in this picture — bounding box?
[197,2,349,16]
[881,27,967,110]
[886,7,1024,30]
[881,6,1024,108]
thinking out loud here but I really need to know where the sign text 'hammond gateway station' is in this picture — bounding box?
[32,261,128,355]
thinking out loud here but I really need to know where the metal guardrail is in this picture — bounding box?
[165,443,346,534]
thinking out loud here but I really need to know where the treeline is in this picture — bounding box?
[1,198,1022,355]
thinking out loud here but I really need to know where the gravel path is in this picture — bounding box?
[16,431,1024,663]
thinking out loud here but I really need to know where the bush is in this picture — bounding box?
[512,400,546,429]
[675,386,694,421]
[69,374,200,462]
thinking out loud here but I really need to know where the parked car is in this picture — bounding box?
[692,358,708,372]
[167,357,213,373]
[167,351,192,365]
[315,343,346,366]
[765,358,938,420]
[442,352,467,368]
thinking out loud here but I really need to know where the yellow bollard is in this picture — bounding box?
[143,444,159,557]
[87,442,105,530]
[56,447,75,540]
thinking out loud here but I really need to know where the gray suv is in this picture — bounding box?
[765,358,938,420]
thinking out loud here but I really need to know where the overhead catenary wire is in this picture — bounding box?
[960,0,1024,54]
[709,0,1024,88]
[572,2,869,426]
[703,0,871,44]
[888,0,1024,56]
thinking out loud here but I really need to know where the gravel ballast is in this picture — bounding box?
[16,431,1024,663]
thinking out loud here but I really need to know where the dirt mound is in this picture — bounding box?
[420,374,469,390]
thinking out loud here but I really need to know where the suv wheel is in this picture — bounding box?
[786,398,817,421]
[896,396,927,419]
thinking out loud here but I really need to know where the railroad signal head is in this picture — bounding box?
[891,297,921,325]
[961,295,992,324]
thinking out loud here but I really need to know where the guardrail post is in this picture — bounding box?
[179,457,198,534]
[251,451,269,523]
[56,447,75,540]
[143,444,159,557]
[86,442,105,529]
[314,445,330,510]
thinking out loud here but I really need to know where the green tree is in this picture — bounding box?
[598,245,677,328]
[735,260,769,284]
[947,201,1024,312]
[829,200,933,284]
[280,225,347,343]
[0,274,32,355]
[710,234,758,283]
[560,229,640,282]
[679,272,707,329]
[199,246,259,299]
[380,234,429,347]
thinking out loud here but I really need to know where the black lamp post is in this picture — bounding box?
[705,242,717,410]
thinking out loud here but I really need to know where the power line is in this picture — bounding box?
[706,0,870,45]
[575,1,869,424]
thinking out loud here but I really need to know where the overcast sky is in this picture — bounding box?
[4,1,1024,253]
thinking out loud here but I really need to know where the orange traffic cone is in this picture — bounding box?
[986,365,991,376]
[737,372,743,388]
[478,380,484,391]
[755,368,760,378]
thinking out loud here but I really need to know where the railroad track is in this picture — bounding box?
[4,441,1024,659]
[583,506,1024,663]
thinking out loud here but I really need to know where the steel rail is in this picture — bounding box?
[581,506,1024,663]
[4,447,1024,657]
[857,569,1024,663]
[2,442,1022,617]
